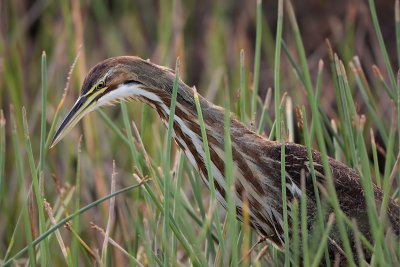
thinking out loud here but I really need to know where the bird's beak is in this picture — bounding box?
[50,95,94,148]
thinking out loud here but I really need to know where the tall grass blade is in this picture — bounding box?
[193,86,225,264]
[280,118,290,266]
[163,58,180,266]
[274,0,283,140]
[0,110,5,202]
[39,51,51,265]
[223,77,238,266]
[240,49,247,123]
[22,107,49,266]
[251,0,262,120]
[368,0,397,93]
[10,107,36,267]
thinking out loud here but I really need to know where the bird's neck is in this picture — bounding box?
[119,80,230,204]
[117,79,272,216]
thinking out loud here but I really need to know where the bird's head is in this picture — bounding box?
[50,56,179,148]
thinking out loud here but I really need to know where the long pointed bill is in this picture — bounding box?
[50,95,94,148]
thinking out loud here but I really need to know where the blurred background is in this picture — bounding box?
[0,0,398,265]
[1,0,396,115]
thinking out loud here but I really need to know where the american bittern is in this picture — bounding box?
[51,56,399,265]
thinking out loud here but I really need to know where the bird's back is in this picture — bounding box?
[235,131,400,263]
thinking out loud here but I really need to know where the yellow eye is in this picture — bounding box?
[97,80,105,89]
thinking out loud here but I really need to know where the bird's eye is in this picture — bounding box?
[97,80,105,89]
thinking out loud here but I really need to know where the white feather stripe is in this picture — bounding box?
[159,103,228,191]
[95,83,162,109]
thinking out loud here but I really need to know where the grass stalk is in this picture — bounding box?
[22,107,49,266]
[71,137,82,266]
[257,88,273,134]
[251,0,262,120]
[240,49,247,123]
[350,60,388,144]
[10,107,36,267]
[39,51,51,266]
[101,161,117,266]
[280,117,290,266]
[291,199,300,266]
[0,111,5,203]
[223,79,238,266]
[302,106,330,266]
[193,86,225,264]
[396,0,400,66]
[39,51,47,173]
[274,0,283,140]
[300,171,309,266]
[163,58,180,266]
[368,0,397,94]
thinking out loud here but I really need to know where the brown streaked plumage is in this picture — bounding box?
[51,56,400,265]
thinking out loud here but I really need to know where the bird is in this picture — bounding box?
[51,56,400,265]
